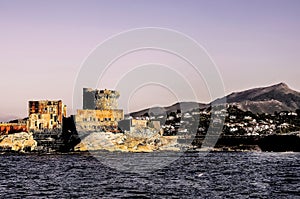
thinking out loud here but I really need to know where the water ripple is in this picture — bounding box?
[0,152,299,198]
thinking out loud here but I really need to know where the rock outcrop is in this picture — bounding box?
[75,131,179,152]
[0,132,37,152]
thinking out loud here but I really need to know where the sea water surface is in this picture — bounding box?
[0,152,299,198]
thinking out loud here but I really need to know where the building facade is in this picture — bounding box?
[28,100,67,131]
[118,119,161,133]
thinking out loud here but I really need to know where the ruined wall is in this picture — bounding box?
[75,109,124,132]
[131,119,161,130]
[95,89,120,110]
[28,100,67,131]
[132,119,148,128]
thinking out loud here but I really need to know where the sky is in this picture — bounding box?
[0,0,300,121]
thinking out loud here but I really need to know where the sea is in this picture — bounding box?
[0,152,299,198]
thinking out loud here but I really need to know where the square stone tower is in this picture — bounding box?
[83,88,120,110]
[76,88,124,132]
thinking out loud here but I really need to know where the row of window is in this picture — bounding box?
[37,114,58,121]
[82,117,114,122]
[34,120,55,128]
[82,125,117,130]
[81,117,123,122]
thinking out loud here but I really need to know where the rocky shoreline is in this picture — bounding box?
[0,132,37,152]
[1,132,299,153]
[75,132,180,152]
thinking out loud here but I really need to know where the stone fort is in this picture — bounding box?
[75,88,124,132]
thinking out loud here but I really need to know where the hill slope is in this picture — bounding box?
[130,83,300,116]
[130,102,208,117]
[214,83,300,114]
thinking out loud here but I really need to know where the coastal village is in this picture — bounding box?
[0,88,174,152]
[0,88,300,152]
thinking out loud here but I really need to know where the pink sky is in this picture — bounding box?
[0,0,300,121]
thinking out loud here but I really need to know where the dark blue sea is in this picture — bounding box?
[0,152,299,198]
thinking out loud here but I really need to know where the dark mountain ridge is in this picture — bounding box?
[130,83,300,116]
[213,82,300,114]
[130,102,208,117]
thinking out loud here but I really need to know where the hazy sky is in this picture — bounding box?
[0,0,300,121]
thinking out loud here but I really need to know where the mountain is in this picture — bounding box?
[129,83,300,116]
[130,102,208,117]
[213,83,300,114]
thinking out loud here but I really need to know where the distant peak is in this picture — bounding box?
[273,82,289,89]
